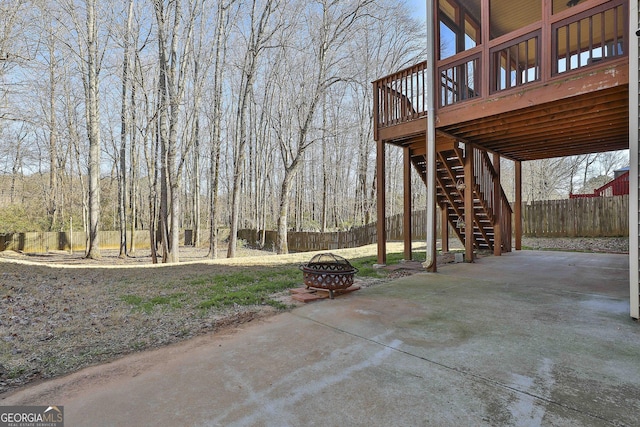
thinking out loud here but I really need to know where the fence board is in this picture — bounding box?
[0,230,153,253]
[1,198,628,254]
[238,210,439,253]
[523,195,628,237]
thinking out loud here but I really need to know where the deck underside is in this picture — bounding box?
[438,84,629,162]
[378,59,629,162]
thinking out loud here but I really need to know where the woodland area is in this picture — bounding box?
[0,0,628,263]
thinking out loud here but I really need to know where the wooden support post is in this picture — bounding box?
[493,153,502,256]
[464,145,475,262]
[481,0,490,97]
[376,138,387,265]
[441,206,449,252]
[403,146,412,261]
[515,160,522,250]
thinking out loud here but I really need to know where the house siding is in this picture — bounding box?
[631,0,640,319]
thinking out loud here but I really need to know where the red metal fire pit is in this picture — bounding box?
[299,253,358,299]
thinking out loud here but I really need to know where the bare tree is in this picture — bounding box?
[207,0,237,258]
[581,153,598,190]
[0,0,457,255]
[274,0,374,254]
[349,4,425,225]
[84,0,104,259]
[227,0,280,258]
[117,0,135,257]
[153,0,200,263]
[596,150,628,177]
[566,155,586,195]
[46,0,109,256]
[0,0,28,81]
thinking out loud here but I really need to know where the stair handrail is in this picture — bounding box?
[473,147,513,252]
[474,149,513,214]
[473,148,497,218]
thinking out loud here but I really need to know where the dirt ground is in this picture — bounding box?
[0,237,629,396]
[0,242,414,396]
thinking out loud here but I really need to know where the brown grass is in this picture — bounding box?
[0,237,627,396]
[0,243,414,396]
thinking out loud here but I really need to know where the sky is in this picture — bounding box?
[407,0,427,23]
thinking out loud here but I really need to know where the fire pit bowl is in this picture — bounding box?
[299,253,358,299]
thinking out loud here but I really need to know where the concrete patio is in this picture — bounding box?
[2,250,639,426]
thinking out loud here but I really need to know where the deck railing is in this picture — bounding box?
[570,170,629,199]
[599,171,629,196]
[490,31,541,93]
[552,0,627,75]
[373,1,628,119]
[474,147,496,218]
[473,148,513,252]
[500,195,513,252]
[373,61,427,129]
[439,53,481,107]
[374,1,628,115]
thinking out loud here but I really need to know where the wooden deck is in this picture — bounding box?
[376,66,628,161]
[372,0,629,267]
[373,0,629,161]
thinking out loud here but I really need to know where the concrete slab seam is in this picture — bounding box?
[291,312,622,426]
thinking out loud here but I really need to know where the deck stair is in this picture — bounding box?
[410,140,511,252]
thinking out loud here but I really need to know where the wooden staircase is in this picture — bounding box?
[411,140,512,253]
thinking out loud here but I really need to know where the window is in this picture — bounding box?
[440,21,458,59]
[439,0,481,60]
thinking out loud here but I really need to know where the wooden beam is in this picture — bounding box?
[464,145,475,262]
[441,207,449,253]
[458,112,628,146]
[442,83,628,133]
[481,0,490,102]
[403,146,412,261]
[410,136,455,156]
[436,61,628,128]
[493,152,502,256]
[497,138,629,161]
[378,118,428,141]
[541,0,552,87]
[445,90,628,136]
[452,104,628,144]
[376,138,386,265]
[373,82,379,142]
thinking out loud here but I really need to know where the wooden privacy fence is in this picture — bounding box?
[1,198,629,253]
[239,210,435,252]
[523,195,628,237]
[0,230,155,253]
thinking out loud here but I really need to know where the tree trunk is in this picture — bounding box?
[276,171,296,254]
[46,23,59,232]
[129,53,139,254]
[85,0,101,259]
[228,0,275,258]
[207,1,232,259]
[118,0,134,258]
